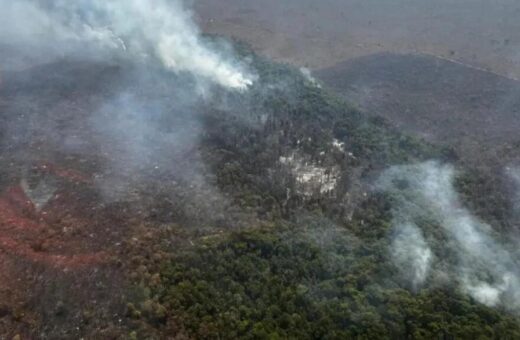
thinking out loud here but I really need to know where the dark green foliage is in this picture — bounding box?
[193,52,441,226]
[143,221,520,339]
[127,51,520,339]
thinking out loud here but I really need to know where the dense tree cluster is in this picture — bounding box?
[126,219,520,339]
[123,52,520,339]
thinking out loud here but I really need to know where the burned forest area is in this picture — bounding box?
[1,1,520,340]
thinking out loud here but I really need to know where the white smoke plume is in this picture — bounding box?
[378,161,520,309]
[391,222,432,290]
[0,0,253,90]
[299,67,321,88]
[506,166,520,212]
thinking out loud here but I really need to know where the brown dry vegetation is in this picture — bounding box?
[195,0,520,78]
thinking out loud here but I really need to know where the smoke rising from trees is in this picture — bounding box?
[390,222,432,291]
[0,0,253,90]
[378,161,520,310]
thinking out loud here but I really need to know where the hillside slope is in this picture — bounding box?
[317,52,520,167]
[0,51,519,338]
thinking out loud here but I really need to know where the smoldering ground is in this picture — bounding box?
[0,0,261,231]
[0,0,332,233]
[0,2,264,335]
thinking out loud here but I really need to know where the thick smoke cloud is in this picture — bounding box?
[0,0,255,227]
[0,0,253,90]
[378,161,520,310]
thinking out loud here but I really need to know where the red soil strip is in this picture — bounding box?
[0,187,42,232]
[0,162,106,270]
[37,161,93,184]
[0,236,106,269]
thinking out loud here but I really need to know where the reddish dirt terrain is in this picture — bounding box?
[0,163,104,270]
[0,60,203,338]
[0,160,131,338]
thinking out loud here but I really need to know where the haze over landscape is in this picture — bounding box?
[0,0,520,338]
[195,0,520,76]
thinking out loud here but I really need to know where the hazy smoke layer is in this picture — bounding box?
[378,161,520,309]
[507,167,520,212]
[391,222,432,290]
[0,0,253,90]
